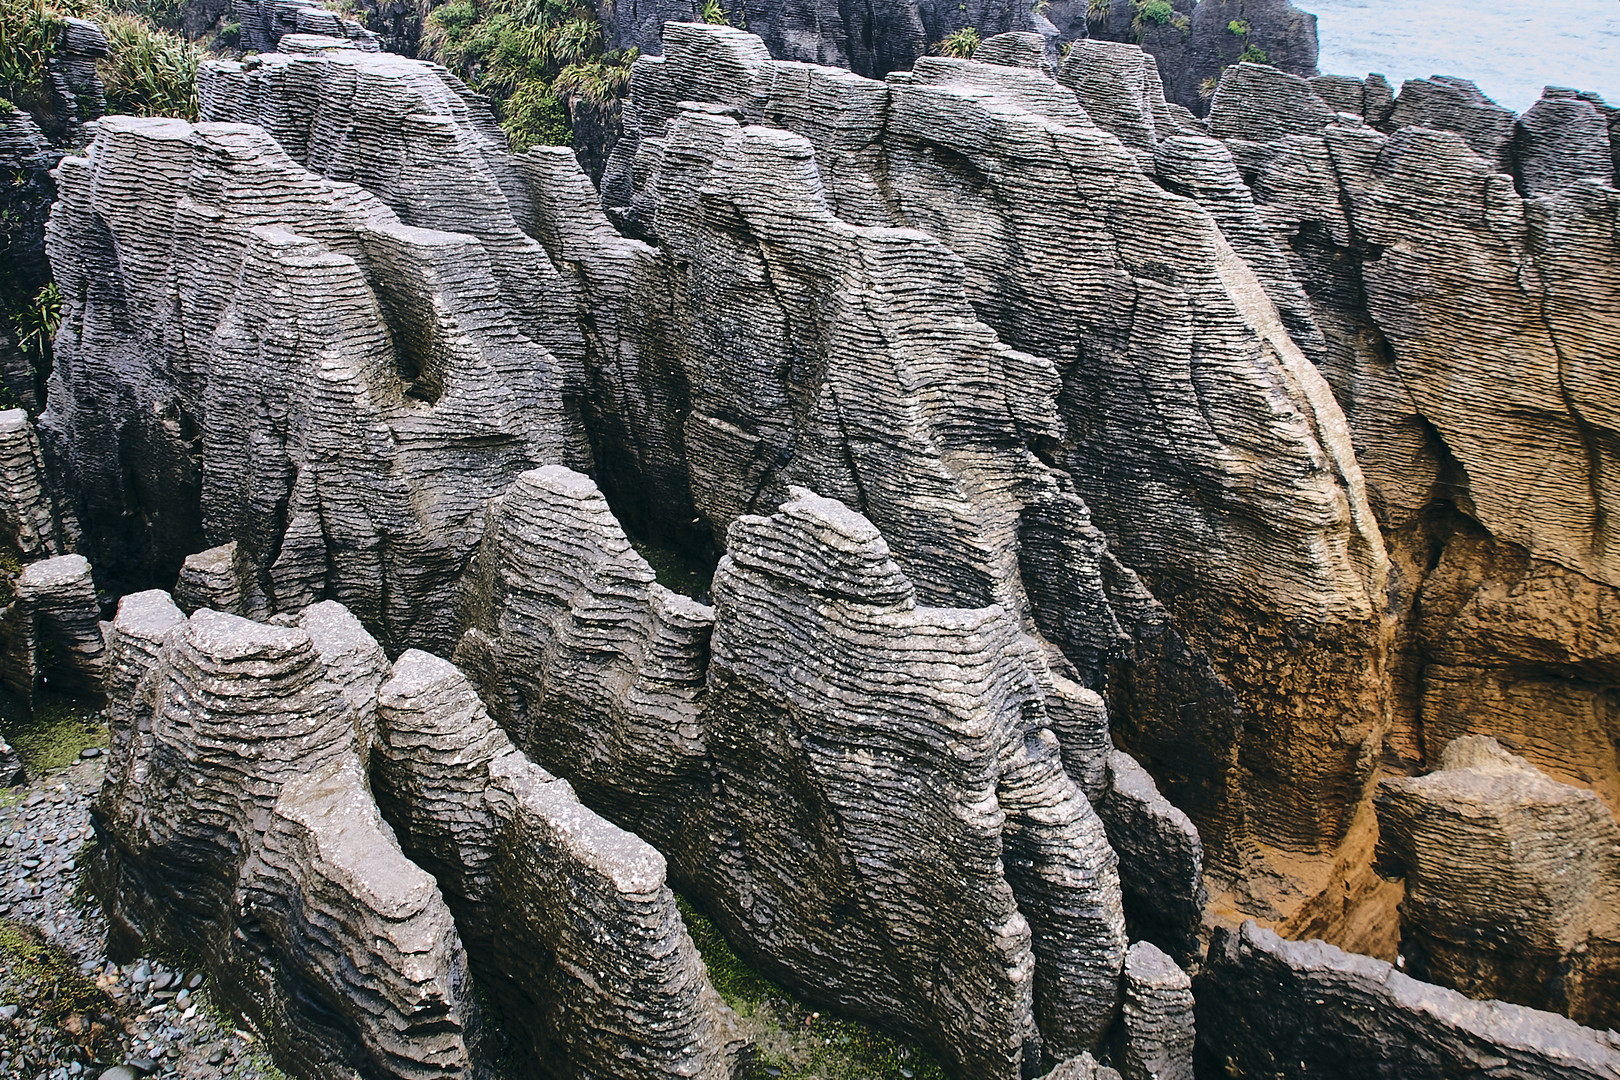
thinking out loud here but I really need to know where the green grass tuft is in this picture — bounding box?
[930,25,979,58]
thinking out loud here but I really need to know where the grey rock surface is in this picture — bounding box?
[1197,921,1620,1080]
[173,542,251,617]
[42,115,576,651]
[459,468,1130,1076]
[374,648,747,1080]
[5,553,105,699]
[91,605,485,1079]
[598,19,1385,912]
[1116,941,1195,1080]
[1203,60,1620,844]
[1376,737,1620,1029]
[1086,0,1318,115]
[0,410,59,560]
[235,0,380,53]
[89,592,747,1080]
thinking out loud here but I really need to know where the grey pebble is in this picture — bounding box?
[97,1069,136,1080]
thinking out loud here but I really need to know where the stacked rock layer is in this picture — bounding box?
[22,13,1620,1080]
[89,592,745,1080]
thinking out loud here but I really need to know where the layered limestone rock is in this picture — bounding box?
[42,115,578,650]
[373,648,746,1080]
[1114,941,1195,1080]
[235,0,381,53]
[1,553,105,699]
[185,23,1378,939]
[90,605,485,1079]
[0,111,57,411]
[595,22,1387,935]
[1048,1054,1123,1080]
[708,489,1126,1071]
[0,410,60,559]
[0,734,22,786]
[1086,0,1318,115]
[198,44,590,394]
[594,0,1051,80]
[1375,738,1620,1029]
[173,541,251,616]
[1198,921,1620,1080]
[92,595,745,1080]
[459,470,1130,1075]
[454,464,714,840]
[1202,60,1620,825]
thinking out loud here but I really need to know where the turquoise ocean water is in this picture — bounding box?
[1308,0,1620,113]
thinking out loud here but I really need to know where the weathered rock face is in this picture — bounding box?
[597,0,1050,79]
[92,593,746,1080]
[1198,921,1620,1080]
[235,0,381,53]
[709,489,1126,1071]
[1200,60,1620,832]
[592,22,1388,934]
[1375,738,1620,1029]
[95,20,1382,945]
[1114,941,1195,1080]
[459,467,1131,1075]
[42,113,579,647]
[0,552,105,700]
[91,602,487,1079]
[373,648,746,1080]
[0,111,57,412]
[1086,0,1318,115]
[0,410,61,561]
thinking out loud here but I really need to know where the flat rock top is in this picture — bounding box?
[181,543,237,572]
[1125,940,1190,989]
[113,590,187,639]
[377,649,460,702]
[185,608,310,662]
[0,408,28,433]
[18,554,91,587]
[299,600,381,657]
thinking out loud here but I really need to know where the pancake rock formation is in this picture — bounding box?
[89,591,745,1080]
[458,467,1133,1075]
[42,113,580,650]
[1198,921,1620,1080]
[25,11,1620,1080]
[1375,737,1620,1029]
[592,21,1388,937]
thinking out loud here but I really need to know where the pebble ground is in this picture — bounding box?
[0,751,287,1080]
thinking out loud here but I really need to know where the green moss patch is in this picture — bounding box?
[0,916,125,1062]
[678,897,948,1080]
[2,689,106,776]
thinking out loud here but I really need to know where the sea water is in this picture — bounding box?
[1308,0,1620,113]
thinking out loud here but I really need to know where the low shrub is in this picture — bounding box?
[931,24,979,58]
[423,0,635,150]
[98,12,199,119]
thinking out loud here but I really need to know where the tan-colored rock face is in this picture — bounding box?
[1377,738,1620,1029]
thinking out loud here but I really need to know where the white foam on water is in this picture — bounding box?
[1308,0,1620,113]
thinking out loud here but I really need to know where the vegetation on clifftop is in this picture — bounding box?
[1,0,200,121]
[422,0,635,151]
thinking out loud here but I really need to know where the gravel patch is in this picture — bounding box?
[0,754,287,1080]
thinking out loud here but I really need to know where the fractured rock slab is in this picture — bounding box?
[91,605,484,1079]
[1376,737,1620,1028]
[1197,921,1620,1080]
